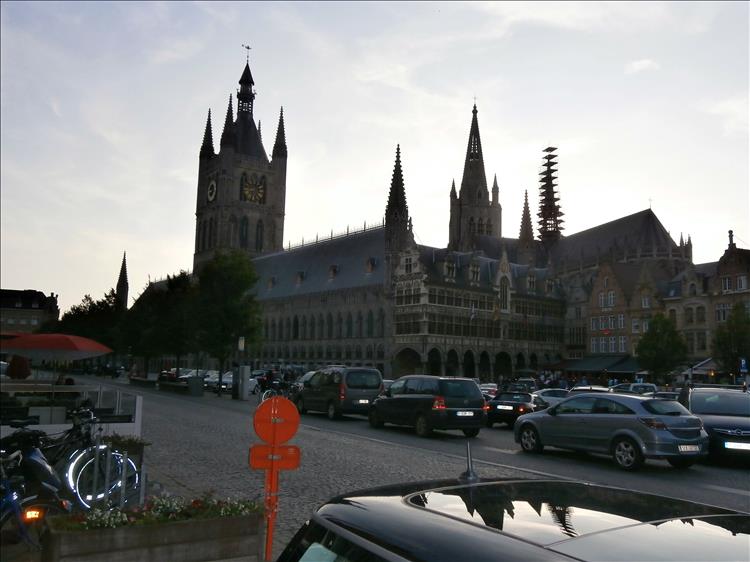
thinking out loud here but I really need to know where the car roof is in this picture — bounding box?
[309,478,749,562]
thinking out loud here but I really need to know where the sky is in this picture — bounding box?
[1,1,748,315]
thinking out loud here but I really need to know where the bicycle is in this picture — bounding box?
[1,409,140,509]
[260,379,293,402]
[0,450,70,549]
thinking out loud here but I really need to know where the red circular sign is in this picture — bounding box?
[253,397,300,445]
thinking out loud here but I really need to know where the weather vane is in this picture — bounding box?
[242,43,251,62]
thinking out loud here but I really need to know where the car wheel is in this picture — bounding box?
[519,424,543,453]
[295,397,306,414]
[368,409,384,429]
[612,438,644,471]
[415,414,432,437]
[667,458,695,469]
[463,428,480,438]
[326,401,339,420]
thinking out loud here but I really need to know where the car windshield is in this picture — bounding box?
[690,392,750,417]
[345,370,381,389]
[642,400,691,416]
[439,380,483,399]
[496,393,531,402]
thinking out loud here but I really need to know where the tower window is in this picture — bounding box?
[477,218,484,235]
[405,257,413,274]
[470,263,480,282]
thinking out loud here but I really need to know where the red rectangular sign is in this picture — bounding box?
[249,444,300,470]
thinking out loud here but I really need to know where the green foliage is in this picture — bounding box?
[50,494,259,531]
[635,313,687,377]
[194,251,261,371]
[713,303,750,373]
[50,290,124,351]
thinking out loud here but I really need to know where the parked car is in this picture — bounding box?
[289,371,316,397]
[479,383,498,397]
[369,375,487,438]
[514,393,708,470]
[653,391,680,401]
[610,382,658,395]
[203,370,234,391]
[382,379,394,391]
[532,388,570,408]
[679,386,750,459]
[516,377,539,392]
[569,385,611,394]
[486,391,543,429]
[278,475,750,562]
[294,366,383,420]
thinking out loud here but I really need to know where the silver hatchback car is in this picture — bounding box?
[514,393,708,470]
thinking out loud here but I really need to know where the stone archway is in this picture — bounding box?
[393,347,421,377]
[515,353,526,371]
[463,350,476,379]
[494,352,512,380]
[478,351,491,381]
[427,348,442,376]
[446,349,459,377]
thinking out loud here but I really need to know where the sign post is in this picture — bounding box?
[250,397,300,561]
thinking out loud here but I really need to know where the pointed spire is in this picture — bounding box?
[272,106,287,158]
[492,173,499,202]
[220,94,236,148]
[239,62,254,86]
[116,252,129,312]
[519,190,534,244]
[450,179,457,199]
[460,104,488,197]
[386,145,408,220]
[237,62,255,116]
[200,109,214,158]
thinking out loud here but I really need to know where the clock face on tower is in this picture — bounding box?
[207,180,217,202]
[242,174,266,204]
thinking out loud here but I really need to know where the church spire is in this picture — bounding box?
[116,252,129,312]
[220,94,236,148]
[537,146,564,244]
[519,190,534,243]
[450,179,457,200]
[237,62,255,116]
[200,109,214,158]
[492,173,499,203]
[460,104,488,197]
[385,145,411,252]
[272,106,287,158]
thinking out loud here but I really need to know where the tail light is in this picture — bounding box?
[432,396,446,410]
[339,383,346,402]
[517,405,526,414]
[639,417,667,430]
[482,401,490,412]
[23,508,44,522]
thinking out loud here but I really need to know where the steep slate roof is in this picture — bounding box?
[252,227,385,300]
[473,236,548,266]
[550,209,678,266]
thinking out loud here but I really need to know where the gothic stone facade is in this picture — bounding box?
[191,62,749,379]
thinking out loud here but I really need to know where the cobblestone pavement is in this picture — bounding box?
[139,390,538,559]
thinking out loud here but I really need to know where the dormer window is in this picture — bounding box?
[329,265,339,279]
[527,275,536,291]
[546,280,554,294]
[445,261,456,278]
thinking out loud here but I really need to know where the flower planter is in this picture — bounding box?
[42,513,261,562]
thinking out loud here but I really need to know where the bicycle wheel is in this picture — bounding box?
[261,390,278,402]
[0,495,67,548]
[66,446,139,508]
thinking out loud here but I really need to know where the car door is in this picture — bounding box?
[588,397,635,452]
[545,396,596,449]
[377,378,406,424]
[400,377,424,426]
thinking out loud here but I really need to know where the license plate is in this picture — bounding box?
[357,399,369,404]
[497,405,513,410]
[725,442,750,451]
[456,411,474,417]
[678,445,700,453]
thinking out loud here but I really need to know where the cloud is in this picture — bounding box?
[148,37,205,65]
[706,95,749,136]
[624,59,660,75]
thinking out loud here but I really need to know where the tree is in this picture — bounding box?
[160,272,200,375]
[636,313,687,380]
[119,283,165,375]
[194,251,261,391]
[713,303,750,375]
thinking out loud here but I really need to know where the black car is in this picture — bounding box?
[486,391,542,429]
[369,375,486,437]
[278,476,750,562]
[295,366,383,419]
[680,386,750,459]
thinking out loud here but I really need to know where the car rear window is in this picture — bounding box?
[689,392,750,417]
[642,400,691,416]
[496,393,531,402]
[439,380,483,399]
[345,370,381,389]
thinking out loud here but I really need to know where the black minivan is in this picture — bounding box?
[295,366,383,420]
[369,375,487,437]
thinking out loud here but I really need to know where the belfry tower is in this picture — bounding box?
[193,57,287,272]
[448,105,502,251]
